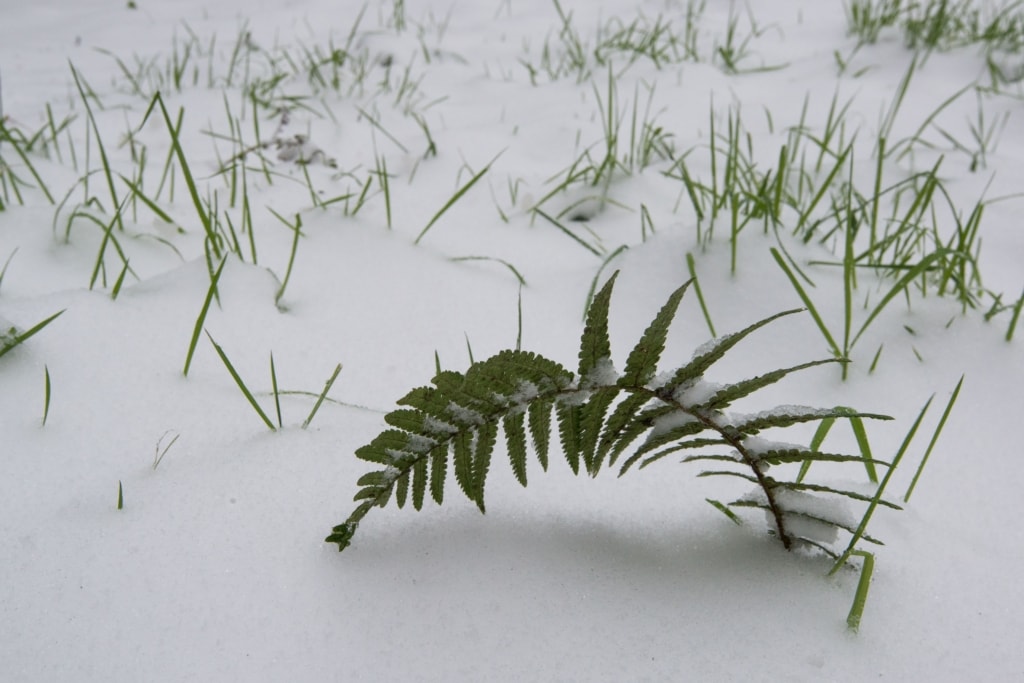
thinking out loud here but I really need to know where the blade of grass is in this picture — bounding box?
[830,394,934,575]
[270,352,283,429]
[686,251,716,336]
[415,153,501,245]
[267,209,302,305]
[534,208,604,257]
[183,257,227,376]
[42,364,52,426]
[904,374,964,502]
[846,550,874,633]
[0,247,19,293]
[206,331,277,431]
[153,430,180,470]
[0,309,66,361]
[771,247,841,359]
[302,362,343,429]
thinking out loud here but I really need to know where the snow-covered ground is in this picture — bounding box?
[2,0,1023,680]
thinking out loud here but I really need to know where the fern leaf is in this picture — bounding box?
[773,480,903,510]
[702,359,843,411]
[355,430,418,465]
[473,421,498,512]
[659,308,804,397]
[683,449,891,469]
[730,406,892,436]
[412,457,428,510]
[619,279,692,387]
[598,392,654,464]
[613,403,682,473]
[729,501,885,546]
[618,412,706,474]
[430,447,447,504]
[453,431,475,502]
[504,412,529,486]
[557,402,584,474]
[580,387,621,476]
[395,469,410,509]
[638,438,730,469]
[697,469,759,484]
[729,448,892,470]
[578,271,617,381]
[431,371,491,427]
[528,398,553,470]
[325,500,376,550]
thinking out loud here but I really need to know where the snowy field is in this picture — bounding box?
[2,0,1023,680]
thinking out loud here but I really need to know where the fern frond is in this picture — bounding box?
[328,272,903,570]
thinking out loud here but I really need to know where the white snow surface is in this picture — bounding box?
[2,0,1024,681]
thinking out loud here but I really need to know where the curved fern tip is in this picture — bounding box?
[326,522,357,551]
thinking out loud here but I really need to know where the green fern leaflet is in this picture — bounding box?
[327,272,898,558]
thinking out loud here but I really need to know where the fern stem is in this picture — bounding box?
[642,385,792,549]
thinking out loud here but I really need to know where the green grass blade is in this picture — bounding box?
[846,550,874,633]
[706,498,743,525]
[42,364,52,426]
[415,154,499,245]
[904,374,964,502]
[850,249,964,348]
[270,352,283,429]
[771,247,842,358]
[183,257,227,376]
[849,416,878,483]
[686,252,716,336]
[830,394,933,575]
[303,363,343,429]
[206,331,277,431]
[534,208,604,258]
[0,309,66,361]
